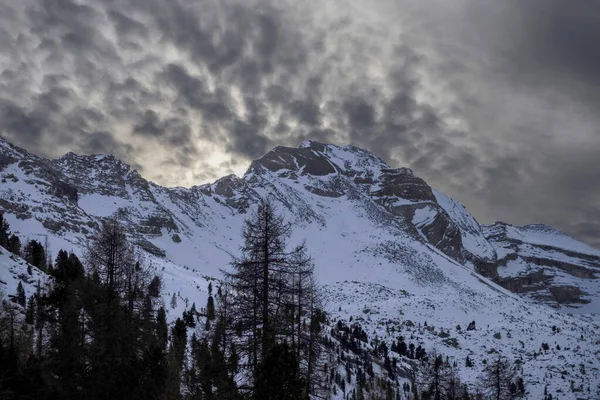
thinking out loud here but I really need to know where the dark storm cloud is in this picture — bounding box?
[133,110,164,137]
[0,0,599,246]
[83,131,133,156]
[490,1,600,87]
[80,130,145,173]
[160,64,206,110]
[290,100,321,126]
[0,99,44,143]
[107,9,148,37]
[227,120,271,160]
[344,99,376,130]
[441,0,600,246]
[132,109,195,155]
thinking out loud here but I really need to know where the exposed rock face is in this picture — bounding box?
[0,135,598,308]
[496,269,551,294]
[52,180,78,203]
[249,145,337,176]
[547,286,589,304]
[483,222,600,306]
[373,168,436,203]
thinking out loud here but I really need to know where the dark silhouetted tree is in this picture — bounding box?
[15,281,26,307]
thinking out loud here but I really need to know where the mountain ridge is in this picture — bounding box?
[1,135,600,399]
[1,134,598,308]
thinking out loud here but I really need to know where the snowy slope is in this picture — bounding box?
[433,189,496,262]
[484,222,600,313]
[499,223,600,258]
[1,136,600,398]
[0,247,46,302]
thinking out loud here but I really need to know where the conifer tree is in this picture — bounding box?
[224,199,328,398]
[148,275,162,297]
[25,295,35,325]
[207,294,215,320]
[15,281,26,307]
[167,318,187,399]
[24,240,47,271]
[8,234,21,255]
[480,356,517,400]
[417,350,445,400]
[86,218,135,294]
[46,251,87,398]
[255,341,305,400]
[0,213,10,249]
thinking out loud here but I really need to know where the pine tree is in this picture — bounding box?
[24,240,47,271]
[398,337,408,357]
[85,218,135,293]
[156,306,168,351]
[0,213,10,249]
[480,356,516,400]
[8,235,21,255]
[148,275,162,297]
[84,220,152,399]
[255,341,305,400]
[167,318,187,399]
[224,199,327,397]
[207,295,215,320]
[466,356,473,368]
[25,296,35,325]
[417,350,445,400]
[15,281,26,307]
[45,250,87,398]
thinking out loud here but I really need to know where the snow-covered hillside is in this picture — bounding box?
[1,135,599,399]
[0,246,46,302]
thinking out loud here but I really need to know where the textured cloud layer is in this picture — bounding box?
[1,0,599,246]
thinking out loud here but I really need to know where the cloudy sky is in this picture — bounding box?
[1,0,599,247]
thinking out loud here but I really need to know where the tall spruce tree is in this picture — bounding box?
[224,199,328,398]
[24,240,47,271]
[480,356,517,400]
[0,213,10,249]
[417,350,446,400]
[15,281,26,307]
[8,234,21,255]
[167,318,187,399]
[46,251,86,398]
[86,218,136,294]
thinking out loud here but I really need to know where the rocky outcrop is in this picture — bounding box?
[248,145,337,176]
[496,269,551,294]
[140,215,178,235]
[373,168,436,203]
[547,286,589,304]
[484,222,600,306]
[522,255,597,279]
[52,180,78,203]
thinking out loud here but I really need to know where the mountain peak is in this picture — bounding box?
[298,139,323,149]
[247,141,391,179]
[247,144,336,177]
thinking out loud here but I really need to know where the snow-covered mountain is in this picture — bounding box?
[1,135,599,399]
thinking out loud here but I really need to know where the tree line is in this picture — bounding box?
[1,218,170,399]
[0,202,331,400]
[0,206,529,400]
[1,212,49,272]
